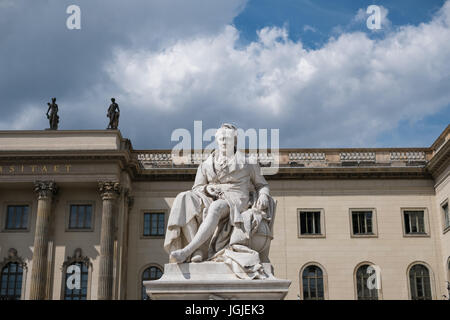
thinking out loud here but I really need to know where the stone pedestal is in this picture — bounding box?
[144,262,291,300]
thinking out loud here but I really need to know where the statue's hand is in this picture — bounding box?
[205,185,221,199]
[256,193,269,210]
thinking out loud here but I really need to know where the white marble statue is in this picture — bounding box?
[164,123,276,279]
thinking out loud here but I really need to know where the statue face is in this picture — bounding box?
[216,129,235,156]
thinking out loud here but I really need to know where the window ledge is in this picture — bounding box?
[350,233,378,238]
[65,228,94,232]
[403,233,430,238]
[298,234,326,239]
[141,235,165,240]
[2,228,30,233]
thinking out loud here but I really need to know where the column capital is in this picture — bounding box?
[33,181,58,200]
[98,181,121,200]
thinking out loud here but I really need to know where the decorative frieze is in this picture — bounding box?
[340,152,375,161]
[135,150,430,168]
[390,151,426,161]
[138,151,279,166]
[257,153,274,164]
[137,153,172,162]
[138,152,173,167]
[289,152,325,161]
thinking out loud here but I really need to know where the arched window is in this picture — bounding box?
[0,248,26,300]
[1,263,23,300]
[409,264,432,300]
[302,265,324,300]
[355,264,378,300]
[141,266,163,300]
[62,248,91,300]
[63,262,89,300]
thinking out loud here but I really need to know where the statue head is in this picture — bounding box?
[52,97,56,103]
[111,98,115,102]
[215,123,237,156]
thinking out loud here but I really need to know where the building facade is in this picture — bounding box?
[0,126,449,300]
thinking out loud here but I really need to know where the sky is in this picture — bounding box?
[0,0,449,149]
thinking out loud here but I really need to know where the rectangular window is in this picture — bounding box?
[352,211,373,235]
[299,211,321,235]
[68,205,92,230]
[143,212,165,236]
[5,205,29,230]
[404,210,426,234]
[443,202,449,230]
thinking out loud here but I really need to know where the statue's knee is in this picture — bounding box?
[177,190,193,199]
[209,200,228,217]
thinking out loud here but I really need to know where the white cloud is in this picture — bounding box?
[359,5,391,30]
[303,25,317,33]
[337,5,391,35]
[107,1,450,147]
[353,8,367,23]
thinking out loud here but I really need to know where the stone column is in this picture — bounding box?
[30,181,58,300]
[97,181,121,300]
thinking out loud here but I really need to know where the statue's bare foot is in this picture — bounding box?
[190,250,203,263]
[169,249,190,263]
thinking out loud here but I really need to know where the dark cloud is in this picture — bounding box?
[0,0,247,134]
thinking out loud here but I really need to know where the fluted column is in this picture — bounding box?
[97,181,121,300]
[30,181,58,300]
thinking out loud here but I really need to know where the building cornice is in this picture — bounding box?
[0,127,447,181]
[133,166,430,181]
[426,137,450,181]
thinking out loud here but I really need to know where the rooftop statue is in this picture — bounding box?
[46,97,59,130]
[107,98,120,130]
[165,123,276,279]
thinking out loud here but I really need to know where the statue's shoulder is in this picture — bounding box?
[202,150,214,165]
[195,150,213,170]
